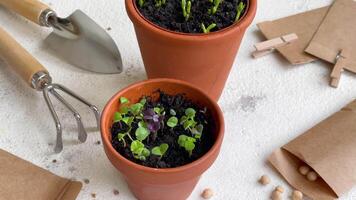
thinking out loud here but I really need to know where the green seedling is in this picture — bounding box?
[181,0,192,21]
[201,23,217,33]
[135,126,150,141]
[151,143,169,158]
[208,0,222,15]
[167,116,178,128]
[138,0,145,7]
[169,109,176,116]
[154,107,165,115]
[191,124,204,139]
[180,108,197,129]
[178,135,196,156]
[117,128,134,147]
[155,0,166,7]
[235,1,246,22]
[120,97,129,104]
[131,140,150,161]
[113,112,122,123]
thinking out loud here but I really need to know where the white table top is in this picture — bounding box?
[0,0,355,199]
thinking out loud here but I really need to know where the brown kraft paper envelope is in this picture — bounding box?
[306,0,356,73]
[0,149,82,200]
[269,99,356,200]
[257,7,330,65]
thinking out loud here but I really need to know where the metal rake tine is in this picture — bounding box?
[43,86,63,153]
[52,83,101,129]
[50,89,87,143]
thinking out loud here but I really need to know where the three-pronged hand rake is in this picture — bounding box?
[0,26,100,153]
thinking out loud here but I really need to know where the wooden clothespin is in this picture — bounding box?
[252,33,298,58]
[330,50,348,88]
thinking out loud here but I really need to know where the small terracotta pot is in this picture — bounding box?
[101,78,224,200]
[125,0,257,101]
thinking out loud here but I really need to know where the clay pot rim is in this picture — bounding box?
[125,0,257,41]
[101,78,224,174]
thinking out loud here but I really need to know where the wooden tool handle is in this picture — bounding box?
[0,27,47,88]
[0,0,50,25]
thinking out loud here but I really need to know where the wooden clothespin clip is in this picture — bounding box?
[252,33,298,58]
[330,50,348,88]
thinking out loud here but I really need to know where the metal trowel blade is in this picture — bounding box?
[45,10,123,74]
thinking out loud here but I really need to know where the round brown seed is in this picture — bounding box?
[299,165,310,176]
[271,190,282,200]
[306,171,318,181]
[275,185,284,193]
[292,190,303,200]
[259,175,270,185]
[201,188,214,199]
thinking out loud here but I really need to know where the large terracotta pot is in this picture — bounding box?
[125,0,257,101]
[101,78,225,200]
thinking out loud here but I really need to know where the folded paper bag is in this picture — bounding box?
[269,99,356,200]
[0,149,82,200]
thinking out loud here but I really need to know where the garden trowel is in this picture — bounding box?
[0,0,123,74]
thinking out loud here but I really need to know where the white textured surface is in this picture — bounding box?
[0,0,355,199]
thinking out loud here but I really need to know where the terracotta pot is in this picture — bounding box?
[101,78,224,200]
[125,0,257,101]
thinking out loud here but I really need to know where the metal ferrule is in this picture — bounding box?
[39,9,57,27]
[31,71,52,91]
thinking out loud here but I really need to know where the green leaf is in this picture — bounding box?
[120,106,129,115]
[113,112,122,122]
[180,116,188,125]
[130,140,144,154]
[120,97,129,104]
[178,135,188,146]
[185,108,196,118]
[169,109,176,116]
[138,121,147,128]
[117,133,126,141]
[131,103,143,115]
[152,143,169,156]
[122,117,134,125]
[154,107,164,114]
[135,127,150,141]
[183,119,196,130]
[142,148,150,157]
[167,116,178,128]
[185,141,195,151]
[139,98,147,106]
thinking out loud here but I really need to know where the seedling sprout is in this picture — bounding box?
[201,23,217,33]
[235,1,246,22]
[181,0,192,21]
[208,0,222,15]
[178,135,196,156]
[155,0,166,7]
[152,143,169,158]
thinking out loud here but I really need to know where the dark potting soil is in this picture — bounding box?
[111,91,216,168]
[136,0,248,33]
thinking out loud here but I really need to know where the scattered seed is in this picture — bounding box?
[95,140,101,145]
[91,193,96,198]
[52,159,57,163]
[298,165,310,176]
[107,27,112,31]
[201,188,214,199]
[306,171,318,181]
[84,179,90,184]
[259,175,270,185]
[292,190,303,200]
[275,185,284,193]
[271,190,282,200]
[113,189,119,195]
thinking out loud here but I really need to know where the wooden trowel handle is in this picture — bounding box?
[0,27,47,88]
[0,0,51,26]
